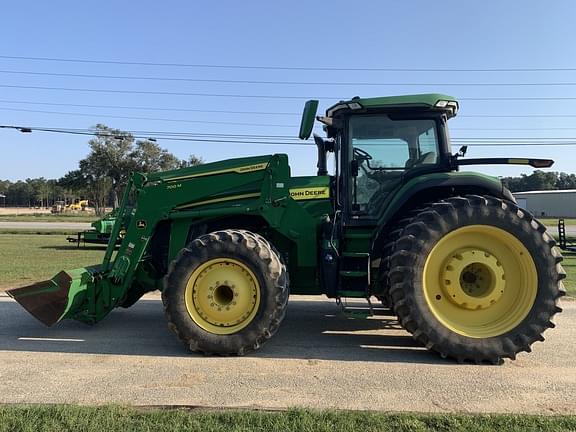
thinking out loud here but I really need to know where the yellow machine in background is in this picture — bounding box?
[67,199,89,211]
[50,199,90,213]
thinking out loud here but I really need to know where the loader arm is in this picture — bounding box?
[8,154,320,326]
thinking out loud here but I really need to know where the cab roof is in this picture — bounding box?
[325,93,459,119]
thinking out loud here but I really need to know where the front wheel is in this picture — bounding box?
[388,195,565,363]
[163,229,289,355]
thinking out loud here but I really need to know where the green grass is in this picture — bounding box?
[0,406,575,432]
[540,218,576,226]
[0,234,105,290]
[0,214,97,222]
[561,251,576,297]
[0,229,79,235]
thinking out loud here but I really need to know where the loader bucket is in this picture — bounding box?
[7,267,97,326]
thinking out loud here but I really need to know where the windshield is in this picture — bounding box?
[349,115,439,214]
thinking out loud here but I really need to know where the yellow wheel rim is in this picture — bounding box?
[184,258,261,335]
[423,225,538,338]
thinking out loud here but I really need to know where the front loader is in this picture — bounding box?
[8,94,566,363]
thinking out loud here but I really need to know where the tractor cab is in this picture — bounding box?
[300,94,459,221]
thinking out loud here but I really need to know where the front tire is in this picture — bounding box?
[163,229,289,355]
[387,195,565,363]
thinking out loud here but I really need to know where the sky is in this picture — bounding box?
[1,1,576,181]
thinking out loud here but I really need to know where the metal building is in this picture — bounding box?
[513,189,576,218]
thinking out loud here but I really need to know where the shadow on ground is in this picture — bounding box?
[0,297,446,365]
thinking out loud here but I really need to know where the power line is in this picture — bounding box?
[459,114,576,118]
[0,125,308,146]
[453,127,576,131]
[0,84,318,100]
[4,106,576,132]
[10,126,576,142]
[0,107,299,128]
[2,69,576,87]
[2,55,576,72]
[3,83,576,101]
[4,124,576,146]
[452,137,576,141]
[0,99,300,115]
[460,97,576,101]
[4,99,576,118]
[451,142,576,146]
[6,126,301,140]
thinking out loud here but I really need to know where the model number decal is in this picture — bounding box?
[236,163,268,173]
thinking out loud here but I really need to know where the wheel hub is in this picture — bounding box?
[441,248,506,310]
[423,225,538,339]
[185,258,260,334]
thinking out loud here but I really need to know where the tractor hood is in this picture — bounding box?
[149,155,274,184]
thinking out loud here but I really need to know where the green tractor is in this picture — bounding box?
[8,94,565,363]
[66,209,124,246]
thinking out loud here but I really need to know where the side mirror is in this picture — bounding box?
[299,100,319,140]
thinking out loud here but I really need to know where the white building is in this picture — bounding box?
[513,190,576,218]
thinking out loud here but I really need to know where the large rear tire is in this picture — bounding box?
[387,195,565,363]
[163,229,289,355]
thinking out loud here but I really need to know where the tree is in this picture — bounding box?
[557,172,576,190]
[501,170,571,192]
[84,124,135,208]
[130,139,182,172]
[181,154,204,168]
[6,181,33,207]
[59,169,110,215]
[4,124,202,210]
[70,124,202,211]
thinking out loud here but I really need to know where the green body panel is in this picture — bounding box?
[91,218,115,235]
[342,228,373,254]
[81,230,103,242]
[379,171,503,224]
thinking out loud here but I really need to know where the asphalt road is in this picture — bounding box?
[0,293,574,414]
[0,221,91,230]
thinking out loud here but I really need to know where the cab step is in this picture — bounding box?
[338,252,370,296]
[336,296,374,318]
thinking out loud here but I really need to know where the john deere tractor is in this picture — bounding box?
[8,94,565,363]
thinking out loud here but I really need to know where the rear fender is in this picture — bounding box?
[373,173,514,254]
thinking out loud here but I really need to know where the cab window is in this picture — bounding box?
[349,115,439,214]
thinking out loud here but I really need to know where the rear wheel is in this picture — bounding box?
[163,229,289,355]
[388,195,565,363]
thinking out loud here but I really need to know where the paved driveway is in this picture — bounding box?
[0,222,91,230]
[0,294,574,413]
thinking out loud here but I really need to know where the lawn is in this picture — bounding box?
[0,405,575,432]
[540,218,576,226]
[0,234,105,290]
[561,251,576,296]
